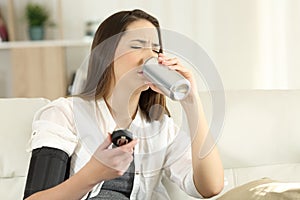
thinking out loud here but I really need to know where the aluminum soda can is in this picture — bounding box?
[142,57,191,101]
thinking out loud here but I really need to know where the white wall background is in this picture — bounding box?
[1,0,300,91]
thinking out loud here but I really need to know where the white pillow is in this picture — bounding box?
[218,178,300,200]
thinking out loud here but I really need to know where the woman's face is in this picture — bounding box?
[113,19,160,94]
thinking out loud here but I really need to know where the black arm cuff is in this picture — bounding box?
[23,147,71,199]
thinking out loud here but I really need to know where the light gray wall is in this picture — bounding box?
[1,0,300,93]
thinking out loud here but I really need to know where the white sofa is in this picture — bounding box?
[1,90,300,200]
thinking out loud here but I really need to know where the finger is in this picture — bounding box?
[158,53,168,64]
[158,53,174,61]
[158,55,164,63]
[119,139,138,152]
[118,151,134,163]
[158,54,179,66]
[158,55,192,81]
[98,134,112,150]
[158,53,166,58]
[111,149,134,165]
[162,58,179,66]
[168,63,182,70]
[168,64,190,74]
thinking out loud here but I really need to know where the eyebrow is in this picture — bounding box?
[130,39,160,47]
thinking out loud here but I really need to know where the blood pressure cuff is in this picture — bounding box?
[23,147,71,199]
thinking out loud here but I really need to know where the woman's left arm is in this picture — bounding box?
[158,54,224,198]
[182,95,224,198]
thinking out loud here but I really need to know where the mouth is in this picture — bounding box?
[137,70,143,75]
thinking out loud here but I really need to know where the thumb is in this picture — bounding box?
[98,134,112,150]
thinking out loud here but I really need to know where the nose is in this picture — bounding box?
[142,47,158,64]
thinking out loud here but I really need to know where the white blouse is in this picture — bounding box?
[28,97,202,200]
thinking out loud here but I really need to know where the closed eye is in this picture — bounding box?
[152,49,160,54]
[130,45,160,54]
[129,39,160,52]
[130,45,143,49]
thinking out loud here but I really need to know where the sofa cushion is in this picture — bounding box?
[0,98,50,200]
[0,177,27,200]
[218,178,300,200]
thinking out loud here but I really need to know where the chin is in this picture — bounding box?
[140,85,150,92]
[135,85,150,94]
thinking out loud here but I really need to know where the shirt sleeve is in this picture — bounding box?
[163,117,203,198]
[28,97,78,156]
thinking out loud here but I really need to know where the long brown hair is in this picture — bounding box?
[80,9,170,121]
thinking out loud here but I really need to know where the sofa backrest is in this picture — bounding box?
[0,98,50,200]
[219,90,300,168]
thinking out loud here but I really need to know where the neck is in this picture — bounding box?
[105,91,140,128]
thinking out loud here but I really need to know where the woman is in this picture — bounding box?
[24,9,224,200]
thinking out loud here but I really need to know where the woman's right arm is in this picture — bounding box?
[26,158,104,200]
[26,136,137,200]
